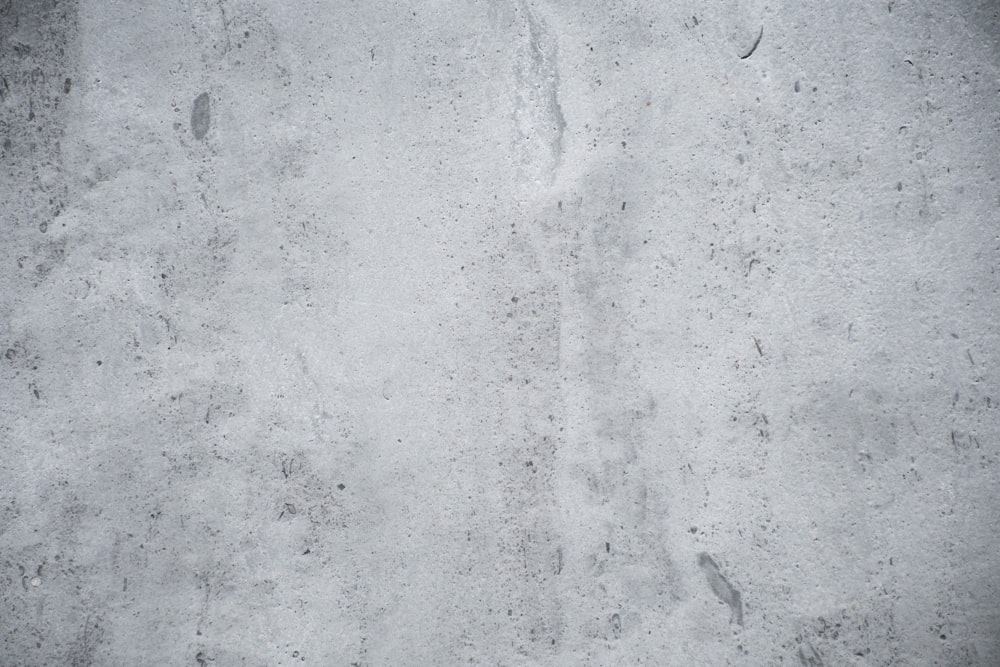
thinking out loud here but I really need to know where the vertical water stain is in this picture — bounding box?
[191,92,211,140]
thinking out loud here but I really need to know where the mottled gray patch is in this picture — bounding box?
[498,1,565,185]
[698,552,744,625]
[191,92,211,140]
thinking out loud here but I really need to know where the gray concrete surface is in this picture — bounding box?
[2,0,1000,664]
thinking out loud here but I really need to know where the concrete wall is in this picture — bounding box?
[2,1,999,664]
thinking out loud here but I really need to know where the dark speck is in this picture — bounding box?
[337,483,345,490]
[63,78,71,94]
[96,360,102,366]
[794,80,800,92]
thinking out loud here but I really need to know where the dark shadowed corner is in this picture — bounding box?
[0,0,86,663]
[0,0,81,233]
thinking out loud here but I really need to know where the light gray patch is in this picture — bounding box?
[505,1,565,185]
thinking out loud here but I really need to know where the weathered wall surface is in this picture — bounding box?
[2,1,999,664]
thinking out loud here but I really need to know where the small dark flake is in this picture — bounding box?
[191,92,211,140]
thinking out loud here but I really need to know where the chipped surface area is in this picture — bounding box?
[2,0,1000,664]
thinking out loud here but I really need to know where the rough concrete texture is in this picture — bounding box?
[2,0,999,665]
